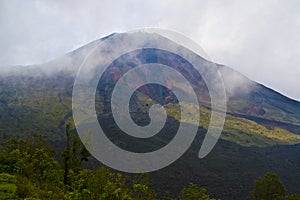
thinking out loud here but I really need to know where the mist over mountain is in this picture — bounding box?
[1,32,300,199]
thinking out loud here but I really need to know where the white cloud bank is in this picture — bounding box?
[0,0,299,100]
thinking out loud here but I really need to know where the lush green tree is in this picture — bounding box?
[61,123,91,185]
[132,183,156,200]
[128,173,156,200]
[286,194,300,200]
[0,137,61,184]
[86,167,132,200]
[0,134,55,175]
[0,173,17,199]
[251,172,286,200]
[179,183,217,200]
[0,136,64,199]
[15,175,40,199]
[164,191,174,200]
[30,148,61,183]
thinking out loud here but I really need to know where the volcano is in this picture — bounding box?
[0,32,299,199]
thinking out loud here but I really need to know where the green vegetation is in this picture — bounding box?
[178,183,218,200]
[0,125,218,200]
[0,173,17,199]
[1,77,300,148]
[158,101,300,147]
[0,76,73,142]
[223,114,300,146]
[0,124,300,199]
[250,172,300,200]
[61,123,90,185]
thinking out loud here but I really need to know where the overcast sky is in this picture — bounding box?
[0,0,300,100]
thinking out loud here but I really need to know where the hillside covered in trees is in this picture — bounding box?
[0,125,299,200]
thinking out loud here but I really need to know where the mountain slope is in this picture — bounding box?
[0,32,300,145]
[1,32,300,199]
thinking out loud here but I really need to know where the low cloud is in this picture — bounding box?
[218,65,255,99]
[0,0,299,100]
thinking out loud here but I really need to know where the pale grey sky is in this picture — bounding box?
[0,0,300,100]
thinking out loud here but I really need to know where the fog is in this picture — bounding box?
[0,0,299,100]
